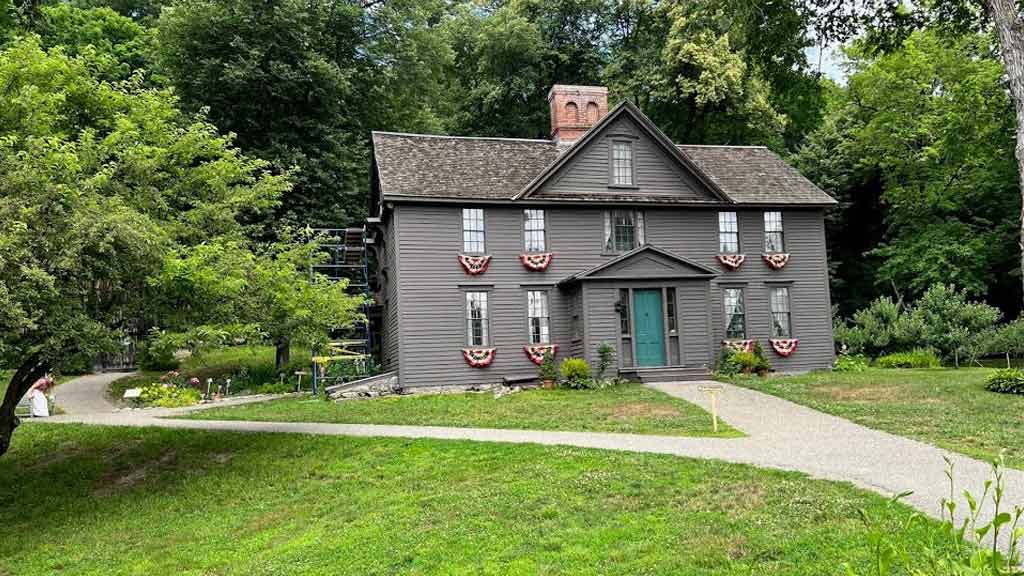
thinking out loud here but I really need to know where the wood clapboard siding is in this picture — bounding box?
[393,205,834,388]
[380,207,401,372]
[538,117,715,201]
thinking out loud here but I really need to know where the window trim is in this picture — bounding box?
[723,287,747,340]
[461,207,486,255]
[462,289,492,347]
[764,211,785,254]
[522,208,547,253]
[768,285,793,339]
[718,211,740,254]
[525,289,552,345]
[602,210,646,255]
[608,138,638,189]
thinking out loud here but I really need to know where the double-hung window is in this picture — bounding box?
[611,141,634,186]
[719,212,739,254]
[523,209,546,252]
[527,290,551,345]
[723,288,746,339]
[465,291,489,346]
[603,210,645,253]
[764,211,784,253]
[770,287,792,338]
[462,208,485,253]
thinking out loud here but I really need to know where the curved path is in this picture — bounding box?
[53,372,130,414]
[41,379,1024,543]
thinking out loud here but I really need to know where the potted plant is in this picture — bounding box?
[538,349,557,389]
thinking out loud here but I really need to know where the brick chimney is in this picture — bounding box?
[548,85,608,145]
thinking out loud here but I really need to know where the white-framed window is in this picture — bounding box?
[764,211,784,253]
[462,208,485,254]
[523,209,546,252]
[770,286,792,338]
[719,212,739,254]
[611,140,634,186]
[527,290,551,345]
[603,210,645,253]
[723,288,746,339]
[465,291,489,346]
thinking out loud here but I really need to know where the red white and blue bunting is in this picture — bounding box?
[524,344,558,365]
[520,252,553,271]
[717,254,746,271]
[722,339,755,353]
[763,253,790,270]
[770,338,798,357]
[463,348,496,368]
[458,254,492,275]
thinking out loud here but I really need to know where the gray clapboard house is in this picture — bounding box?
[367,85,837,389]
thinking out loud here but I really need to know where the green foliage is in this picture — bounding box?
[137,338,179,372]
[559,357,593,389]
[717,344,771,377]
[977,319,1024,362]
[845,457,1022,576]
[909,285,1000,365]
[255,382,294,395]
[833,353,869,373]
[875,349,942,369]
[985,369,1024,395]
[796,31,1020,315]
[138,382,201,407]
[537,349,557,382]
[834,296,915,358]
[596,342,615,380]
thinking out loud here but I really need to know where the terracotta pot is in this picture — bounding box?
[542,379,556,390]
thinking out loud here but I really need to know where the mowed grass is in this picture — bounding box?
[181,384,742,437]
[1,423,956,575]
[724,368,1024,468]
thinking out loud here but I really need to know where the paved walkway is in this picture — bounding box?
[54,372,130,414]
[41,377,1024,544]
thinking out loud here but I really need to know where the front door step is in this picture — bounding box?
[621,366,710,383]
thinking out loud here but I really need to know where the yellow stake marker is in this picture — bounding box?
[697,385,723,433]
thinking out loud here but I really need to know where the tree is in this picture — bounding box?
[909,284,1001,366]
[0,36,288,455]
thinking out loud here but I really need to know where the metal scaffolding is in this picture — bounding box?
[309,227,372,356]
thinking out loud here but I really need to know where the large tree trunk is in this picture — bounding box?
[987,0,1024,306]
[0,354,49,457]
[275,338,290,371]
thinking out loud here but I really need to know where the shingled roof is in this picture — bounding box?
[371,121,836,206]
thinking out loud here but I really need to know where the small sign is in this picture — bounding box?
[697,385,723,433]
[123,388,142,399]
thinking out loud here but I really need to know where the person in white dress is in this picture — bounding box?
[27,374,53,417]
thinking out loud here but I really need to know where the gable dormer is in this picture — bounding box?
[517,99,730,204]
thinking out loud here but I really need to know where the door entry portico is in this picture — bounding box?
[633,289,666,367]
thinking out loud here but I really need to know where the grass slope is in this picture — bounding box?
[182,384,741,437]
[1,423,953,575]
[725,368,1024,468]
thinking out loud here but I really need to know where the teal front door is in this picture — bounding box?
[633,289,666,367]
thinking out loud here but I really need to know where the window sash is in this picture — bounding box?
[770,287,792,338]
[523,209,546,252]
[723,288,746,339]
[618,288,631,335]
[527,291,551,344]
[764,211,784,253]
[462,208,485,253]
[666,287,677,332]
[604,210,645,253]
[465,292,489,346]
[611,141,633,186]
[718,211,739,254]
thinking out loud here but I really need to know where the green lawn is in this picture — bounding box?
[724,368,1024,468]
[1,423,956,575]
[109,345,298,401]
[181,384,742,437]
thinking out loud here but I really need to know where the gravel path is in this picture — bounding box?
[39,379,1024,544]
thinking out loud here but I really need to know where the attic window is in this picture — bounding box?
[611,141,634,186]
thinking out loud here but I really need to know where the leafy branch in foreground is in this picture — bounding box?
[847,455,1023,575]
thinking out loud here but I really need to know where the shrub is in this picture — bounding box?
[717,344,771,377]
[559,357,593,389]
[138,339,179,371]
[833,353,869,373]
[138,383,201,407]
[537,349,557,382]
[596,342,615,380]
[875,348,942,369]
[909,284,1000,366]
[256,382,294,394]
[985,368,1024,395]
[834,296,913,357]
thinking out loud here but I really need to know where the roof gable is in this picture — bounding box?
[514,101,732,203]
[561,245,718,285]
